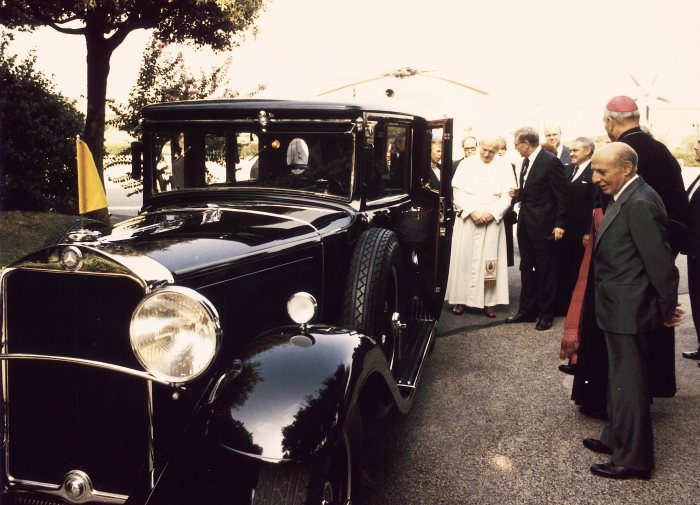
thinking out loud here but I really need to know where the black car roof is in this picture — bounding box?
[141,98,425,122]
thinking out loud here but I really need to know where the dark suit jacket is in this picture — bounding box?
[618,128,690,250]
[516,148,569,239]
[687,174,700,252]
[559,145,572,165]
[452,158,464,171]
[564,162,596,240]
[429,164,440,190]
[594,176,679,334]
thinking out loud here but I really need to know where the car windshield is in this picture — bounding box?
[146,129,355,199]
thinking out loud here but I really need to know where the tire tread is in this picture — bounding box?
[253,463,310,505]
[342,228,400,337]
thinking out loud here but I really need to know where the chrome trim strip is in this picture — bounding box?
[143,206,325,235]
[396,323,436,396]
[404,323,436,394]
[146,381,156,489]
[0,354,173,386]
[6,476,128,504]
[1,247,173,294]
[79,247,174,292]
[218,443,289,463]
[143,118,354,125]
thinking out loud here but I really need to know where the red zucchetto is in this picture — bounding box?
[606,95,638,112]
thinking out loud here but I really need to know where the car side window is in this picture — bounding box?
[367,124,410,201]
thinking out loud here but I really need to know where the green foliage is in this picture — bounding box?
[673,134,700,167]
[0,0,266,175]
[0,211,79,268]
[0,1,266,51]
[109,36,235,138]
[673,151,699,167]
[0,32,85,213]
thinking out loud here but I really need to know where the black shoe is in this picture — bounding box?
[583,438,613,454]
[682,350,700,360]
[590,462,651,480]
[506,313,536,323]
[558,364,576,375]
[535,318,552,331]
[579,406,608,420]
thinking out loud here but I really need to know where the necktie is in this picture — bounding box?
[688,174,700,201]
[519,157,530,188]
[569,164,579,182]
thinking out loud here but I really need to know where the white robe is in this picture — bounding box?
[445,155,513,307]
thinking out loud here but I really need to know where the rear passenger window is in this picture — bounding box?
[368,124,410,200]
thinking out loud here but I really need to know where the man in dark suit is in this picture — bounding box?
[429,139,441,190]
[452,135,477,171]
[682,136,700,362]
[544,124,572,165]
[556,137,597,320]
[507,127,569,330]
[604,95,689,395]
[603,96,690,253]
[584,142,681,480]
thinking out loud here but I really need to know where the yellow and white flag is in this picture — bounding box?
[76,138,108,214]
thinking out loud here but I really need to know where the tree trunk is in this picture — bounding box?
[83,27,114,224]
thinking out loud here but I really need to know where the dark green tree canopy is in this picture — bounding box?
[0,0,266,183]
[0,32,85,213]
[0,1,265,50]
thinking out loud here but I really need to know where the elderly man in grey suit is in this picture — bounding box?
[583,142,682,480]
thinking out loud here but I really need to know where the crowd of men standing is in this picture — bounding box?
[444,95,698,481]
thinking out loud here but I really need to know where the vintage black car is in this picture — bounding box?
[1,99,454,505]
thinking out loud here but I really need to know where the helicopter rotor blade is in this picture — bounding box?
[420,74,489,95]
[316,74,387,96]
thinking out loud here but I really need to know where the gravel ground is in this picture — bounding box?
[358,258,700,505]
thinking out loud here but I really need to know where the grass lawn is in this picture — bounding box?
[0,211,79,269]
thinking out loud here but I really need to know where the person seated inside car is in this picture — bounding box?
[266,138,308,184]
[267,138,335,193]
[287,137,310,174]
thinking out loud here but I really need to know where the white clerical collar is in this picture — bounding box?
[613,174,639,201]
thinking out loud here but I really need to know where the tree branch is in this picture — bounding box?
[47,21,85,35]
[105,14,150,51]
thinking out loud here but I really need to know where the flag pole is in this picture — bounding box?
[76,135,84,231]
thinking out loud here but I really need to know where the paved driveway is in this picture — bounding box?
[358,258,700,505]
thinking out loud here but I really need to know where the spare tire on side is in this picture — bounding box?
[342,228,403,367]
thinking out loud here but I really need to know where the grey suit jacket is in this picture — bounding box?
[594,176,678,334]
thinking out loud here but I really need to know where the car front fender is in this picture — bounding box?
[201,326,375,462]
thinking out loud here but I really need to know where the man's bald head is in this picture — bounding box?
[591,142,638,196]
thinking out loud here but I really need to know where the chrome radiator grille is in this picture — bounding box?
[2,269,151,497]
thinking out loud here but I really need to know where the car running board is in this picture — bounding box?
[394,320,437,399]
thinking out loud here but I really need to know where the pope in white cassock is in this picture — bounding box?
[445,137,514,317]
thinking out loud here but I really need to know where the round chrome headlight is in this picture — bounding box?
[130,286,220,383]
[287,292,317,325]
